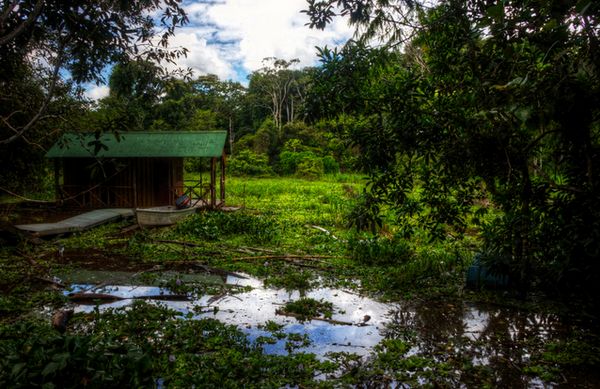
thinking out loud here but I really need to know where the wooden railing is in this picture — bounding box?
[60,185,133,207]
[170,180,211,204]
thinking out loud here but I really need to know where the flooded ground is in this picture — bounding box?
[55,271,599,388]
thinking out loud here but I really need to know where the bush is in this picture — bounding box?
[175,211,280,245]
[295,156,324,179]
[228,150,274,177]
[322,155,339,174]
[279,151,328,178]
[347,234,415,266]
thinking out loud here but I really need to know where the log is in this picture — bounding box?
[232,255,344,262]
[143,236,250,254]
[68,293,126,303]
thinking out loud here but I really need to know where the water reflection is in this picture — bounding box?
[62,274,597,388]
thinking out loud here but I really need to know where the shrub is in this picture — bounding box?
[295,156,324,179]
[347,234,414,266]
[322,155,339,174]
[228,150,274,177]
[175,211,280,245]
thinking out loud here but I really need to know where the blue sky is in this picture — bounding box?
[85,0,354,100]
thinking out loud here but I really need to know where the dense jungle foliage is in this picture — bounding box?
[1,1,600,387]
[1,0,599,297]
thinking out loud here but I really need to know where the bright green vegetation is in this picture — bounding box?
[283,298,335,319]
[1,175,599,388]
[2,0,599,386]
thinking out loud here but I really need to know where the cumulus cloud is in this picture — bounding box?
[85,84,110,101]
[167,0,354,81]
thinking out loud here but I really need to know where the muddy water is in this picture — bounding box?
[388,301,598,388]
[61,273,599,388]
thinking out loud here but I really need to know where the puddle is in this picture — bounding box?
[64,274,395,359]
[55,272,600,388]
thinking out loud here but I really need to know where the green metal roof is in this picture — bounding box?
[45,132,227,158]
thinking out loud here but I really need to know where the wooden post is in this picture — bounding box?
[54,159,60,206]
[132,159,137,208]
[220,150,226,204]
[211,157,216,208]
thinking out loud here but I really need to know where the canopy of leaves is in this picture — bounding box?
[305,0,600,292]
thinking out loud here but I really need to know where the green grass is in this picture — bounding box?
[8,174,597,388]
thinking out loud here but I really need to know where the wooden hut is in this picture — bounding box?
[45,131,227,208]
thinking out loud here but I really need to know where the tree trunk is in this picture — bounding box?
[228,116,234,159]
[519,164,532,293]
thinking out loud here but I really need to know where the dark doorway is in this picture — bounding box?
[154,159,170,206]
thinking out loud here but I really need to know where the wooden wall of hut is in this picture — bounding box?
[60,157,184,208]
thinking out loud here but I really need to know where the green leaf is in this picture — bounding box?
[11,363,26,377]
[575,0,592,14]
[503,45,515,60]
[42,362,60,376]
[543,19,557,31]
[135,354,153,373]
[487,5,504,20]
[514,106,533,121]
[476,18,492,29]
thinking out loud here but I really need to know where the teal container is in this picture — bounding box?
[465,254,509,288]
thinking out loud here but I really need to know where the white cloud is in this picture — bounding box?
[85,84,110,101]
[166,0,355,81]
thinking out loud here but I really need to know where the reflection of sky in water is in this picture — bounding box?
[65,274,590,387]
[68,274,396,358]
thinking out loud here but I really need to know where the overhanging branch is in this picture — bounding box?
[527,162,583,192]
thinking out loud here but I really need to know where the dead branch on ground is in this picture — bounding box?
[275,309,353,326]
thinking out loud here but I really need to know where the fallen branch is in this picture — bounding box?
[165,260,249,279]
[34,276,65,288]
[207,291,226,305]
[232,255,344,261]
[275,309,353,326]
[194,263,248,279]
[120,224,140,233]
[70,265,161,295]
[142,236,251,254]
[239,246,276,253]
[495,356,522,371]
[68,293,191,303]
[232,255,340,268]
[306,224,338,240]
[277,259,328,270]
[0,186,54,204]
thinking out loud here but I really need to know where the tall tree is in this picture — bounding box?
[0,0,189,145]
[305,0,600,291]
[248,58,301,133]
